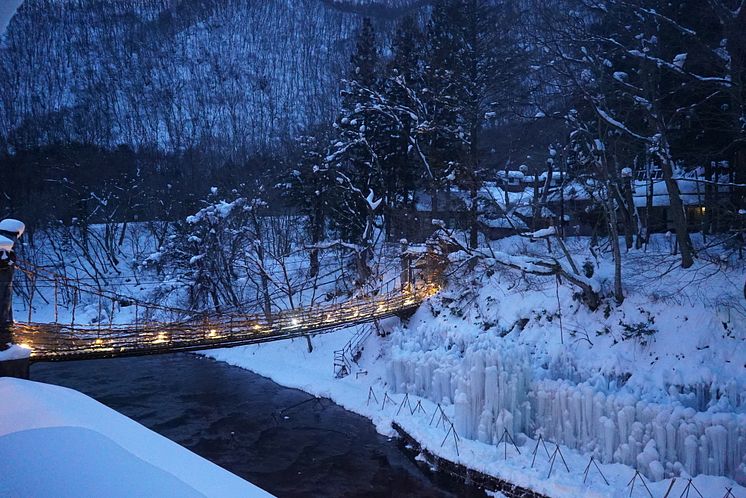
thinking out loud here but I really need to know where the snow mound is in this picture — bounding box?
[0,378,272,497]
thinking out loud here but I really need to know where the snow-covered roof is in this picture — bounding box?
[545,181,592,202]
[515,205,555,218]
[479,184,534,207]
[538,171,564,182]
[497,170,525,180]
[631,167,735,207]
[497,171,566,185]
[632,171,727,207]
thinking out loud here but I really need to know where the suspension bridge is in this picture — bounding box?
[4,256,440,362]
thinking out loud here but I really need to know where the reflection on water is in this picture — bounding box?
[32,353,486,498]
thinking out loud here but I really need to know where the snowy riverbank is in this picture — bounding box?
[10,225,746,496]
[203,326,745,497]
[203,234,746,497]
[0,378,272,498]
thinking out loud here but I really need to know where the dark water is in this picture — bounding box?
[31,354,486,498]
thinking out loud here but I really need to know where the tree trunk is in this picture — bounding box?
[607,198,624,304]
[531,175,541,231]
[703,161,713,234]
[619,177,635,250]
[252,215,273,320]
[658,149,694,268]
[468,122,479,250]
[309,202,323,278]
[468,182,478,249]
[644,162,654,248]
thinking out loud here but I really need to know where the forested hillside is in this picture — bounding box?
[0,0,423,156]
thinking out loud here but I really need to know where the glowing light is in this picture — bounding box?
[291,318,299,327]
[153,332,168,344]
[18,343,32,350]
[208,329,218,338]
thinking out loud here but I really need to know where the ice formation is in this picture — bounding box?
[387,323,746,482]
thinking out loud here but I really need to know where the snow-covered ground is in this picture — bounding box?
[0,343,30,361]
[201,322,746,497]
[10,222,746,496]
[0,378,272,498]
[202,233,746,497]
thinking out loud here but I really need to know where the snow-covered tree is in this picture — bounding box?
[325,18,387,283]
[420,0,526,248]
[528,0,746,267]
[281,133,334,278]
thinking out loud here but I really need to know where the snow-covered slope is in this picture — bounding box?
[204,232,746,494]
[388,234,746,484]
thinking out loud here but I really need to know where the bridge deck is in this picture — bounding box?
[11,288,430,362]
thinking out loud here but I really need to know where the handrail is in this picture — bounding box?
[10,283,437,362]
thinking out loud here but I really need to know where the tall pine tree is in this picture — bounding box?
[326,17,386,283]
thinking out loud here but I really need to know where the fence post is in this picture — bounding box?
[0,218,29,379]
[26,272,35,323]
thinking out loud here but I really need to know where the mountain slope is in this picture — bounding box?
[0,0,425,156]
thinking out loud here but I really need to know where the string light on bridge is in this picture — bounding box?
[9,267,441,361]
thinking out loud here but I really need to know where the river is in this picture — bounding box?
[31,353,486,497]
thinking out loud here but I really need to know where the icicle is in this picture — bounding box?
[684,434,698,476]
[454,390,470,438]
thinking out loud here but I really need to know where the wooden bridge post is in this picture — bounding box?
[0,245,15,350]
[400,239,411,291]
[0,219,29,379]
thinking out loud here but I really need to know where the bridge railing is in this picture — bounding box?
[10,280,438,361]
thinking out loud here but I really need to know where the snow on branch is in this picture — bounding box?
[433,229,600,309]
[522,226,556,239]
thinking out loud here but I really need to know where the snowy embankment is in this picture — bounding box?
[203,325,745,497]
[387,235,746,483]
[0,378,272,498]
[203,234,746,497]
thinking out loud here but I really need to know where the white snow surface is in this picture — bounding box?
[201,234,746,496]
[523,227,556,238]
[0,234,13,252]
[0,343,30,361]
[0,218,25,237]
[0,378,272,498]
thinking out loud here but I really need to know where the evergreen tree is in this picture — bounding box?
[379,16,424,231]
[416,1,468,214]
[422,0,526,248]
[282,133,334,277]
[326,17,386,283]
